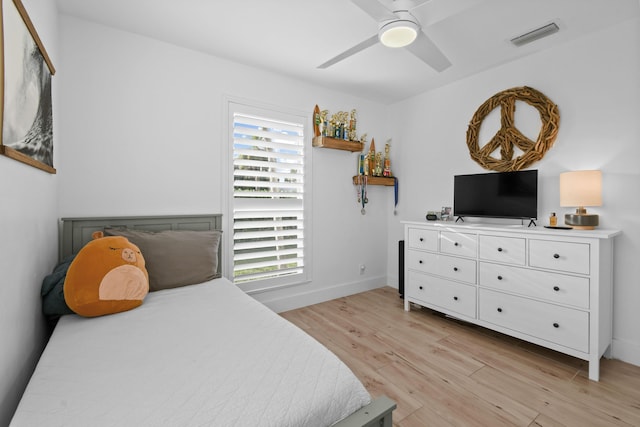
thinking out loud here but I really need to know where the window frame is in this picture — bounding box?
[223,97,313,294]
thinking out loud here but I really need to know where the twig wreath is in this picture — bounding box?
[466,86,559,172]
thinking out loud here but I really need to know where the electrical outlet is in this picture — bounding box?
[359,264,366,275]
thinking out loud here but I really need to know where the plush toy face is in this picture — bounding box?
[64,235,149,317]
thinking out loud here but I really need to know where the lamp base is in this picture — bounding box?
[564,213,599,230]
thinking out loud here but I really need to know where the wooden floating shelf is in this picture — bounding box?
[312,136,363,152]
[352,175,396,186]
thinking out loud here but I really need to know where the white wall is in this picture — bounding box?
[387,17,640,366]
[0,0,59,424]
[56,15,392,312]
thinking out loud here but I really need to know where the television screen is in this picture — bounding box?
[453,170,538,220]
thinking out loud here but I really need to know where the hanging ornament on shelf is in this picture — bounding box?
[393,177,398,216]
[354,174,368,215]
[361,175,368,215]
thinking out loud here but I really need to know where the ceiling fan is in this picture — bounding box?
[318,0,452,72]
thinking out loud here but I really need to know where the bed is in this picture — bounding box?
[11,214,395,427]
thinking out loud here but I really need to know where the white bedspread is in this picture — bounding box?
[11,278,371,426]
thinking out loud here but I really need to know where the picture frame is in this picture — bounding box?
[441,206,452,221]
[1,0,56,173]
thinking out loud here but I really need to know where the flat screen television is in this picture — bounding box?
[453,170,538,220]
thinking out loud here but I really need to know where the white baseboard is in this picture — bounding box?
[258,276,388,313]
[612,338,640,367]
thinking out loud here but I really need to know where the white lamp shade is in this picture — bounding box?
[379,20,418,48]
[559,170,602,207]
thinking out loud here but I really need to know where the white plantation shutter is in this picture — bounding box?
[232,110,307,286]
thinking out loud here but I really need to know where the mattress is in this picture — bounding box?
[11,278,371,426]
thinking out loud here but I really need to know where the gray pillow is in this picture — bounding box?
[104,228,221,291]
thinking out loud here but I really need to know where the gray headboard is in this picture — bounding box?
[59,214,223,274]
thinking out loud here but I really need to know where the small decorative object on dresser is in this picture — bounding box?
[440,207,452,221]
[403,221,620,381]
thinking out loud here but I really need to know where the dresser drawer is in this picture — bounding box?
[529,240,590,275]
[407,250,439,274]
[407,228,438,251]
[479,289,588,353]
[408,250,476,284]
[479,235,526,265]
[440,231,477,258]
[437,254,477,284]
[479,263,590,308]
[408,271,476,318]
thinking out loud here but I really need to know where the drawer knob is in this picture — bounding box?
[497,307,503,313]
[453,267,458,272]
[553,253,560,259]
[453,296,459,301]
[497,275,503,281]
[553,286,560,291]
[419,260,423,264]
[553,323,560,328]
[497,247,503,252]
[419,237,424,242]
[454,242,459,247]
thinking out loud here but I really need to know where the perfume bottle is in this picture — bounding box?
[549,212,557,227]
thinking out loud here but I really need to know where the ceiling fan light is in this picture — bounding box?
[379,20,418,48]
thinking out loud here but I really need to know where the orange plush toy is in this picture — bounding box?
[64,232,149,317]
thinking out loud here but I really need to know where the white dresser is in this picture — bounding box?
[403,221,620,381]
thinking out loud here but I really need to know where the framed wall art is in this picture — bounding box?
[1,0,56,173]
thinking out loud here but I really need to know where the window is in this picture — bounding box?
[228,102,310,292]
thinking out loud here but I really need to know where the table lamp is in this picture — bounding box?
[559,170,602,229]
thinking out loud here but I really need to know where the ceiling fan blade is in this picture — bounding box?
[405,31,451,72]
[351,0,396,22]
[317,35,379,69]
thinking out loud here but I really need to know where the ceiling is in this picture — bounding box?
[55,0,639,104]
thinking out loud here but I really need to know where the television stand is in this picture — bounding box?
[455,216,465,223]
[526,218,536,227]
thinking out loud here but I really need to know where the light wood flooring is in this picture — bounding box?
[280,287,640,427]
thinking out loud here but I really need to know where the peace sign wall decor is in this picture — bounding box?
[466,86,559,172]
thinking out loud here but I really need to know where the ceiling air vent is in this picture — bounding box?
[510,22,559,47]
